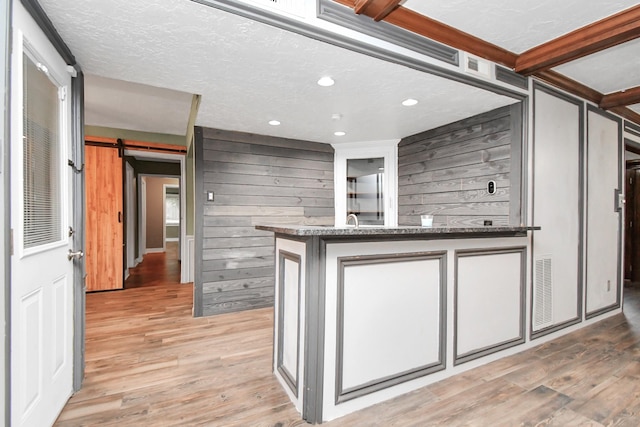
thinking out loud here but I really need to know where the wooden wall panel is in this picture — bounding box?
[86,145,123,291]
[196,129,334,316]
[398,105,519,226]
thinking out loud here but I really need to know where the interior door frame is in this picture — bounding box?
[624,140,640,286]
[162,183,180,251]
[124,150,187,282]
[70,70,85,391]
[125,161,136,276]
[1,0,11,423]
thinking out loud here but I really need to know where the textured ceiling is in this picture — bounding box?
[84,74,193,136]
[402,0,639,53]
[36,0,516,144]
[36,0,639,143]
[553,38,640,94]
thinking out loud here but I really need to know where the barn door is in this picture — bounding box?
[85,144,124,291]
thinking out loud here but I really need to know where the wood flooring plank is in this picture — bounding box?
[534,406,606,427]
[56,259,640,427]
[570,375,640,424]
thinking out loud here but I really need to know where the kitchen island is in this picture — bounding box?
[257,225,538,424]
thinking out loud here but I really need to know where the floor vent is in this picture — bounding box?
[533,256,553,330]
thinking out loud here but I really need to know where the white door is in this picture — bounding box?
[10,4,74,426]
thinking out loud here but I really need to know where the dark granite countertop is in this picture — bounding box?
[256,225,540,238]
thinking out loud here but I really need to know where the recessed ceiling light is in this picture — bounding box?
[317,76,335,87]
[402,98,419,106]
[268,120,281,126]
[334,131,346,136]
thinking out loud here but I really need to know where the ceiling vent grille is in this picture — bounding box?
[533,256,553,331]
[246,0,305,17]
[463,53,492,79]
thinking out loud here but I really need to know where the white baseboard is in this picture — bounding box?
[165,237,179,242]
[146,248,164,254]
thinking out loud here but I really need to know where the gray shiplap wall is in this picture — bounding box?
[398,104,522,226]
[194,127,334,316]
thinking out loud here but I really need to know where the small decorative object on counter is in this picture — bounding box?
[421,214,434,227]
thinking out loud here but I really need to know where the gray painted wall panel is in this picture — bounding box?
[196,128,334,315]
[398,105,518,226]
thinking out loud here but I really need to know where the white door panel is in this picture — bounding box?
[586,110,621,314]
[11,3,74,426]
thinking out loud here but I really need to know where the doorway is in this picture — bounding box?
[125,174,181,289]
[625,150,640,287]
[123,148,187,291]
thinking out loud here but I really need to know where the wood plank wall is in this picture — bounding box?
[195,128,334,316]
[398,104,522,227]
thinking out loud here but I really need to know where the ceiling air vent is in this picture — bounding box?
[245,0,305,17]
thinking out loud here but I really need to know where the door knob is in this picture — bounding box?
[67,249,84,261]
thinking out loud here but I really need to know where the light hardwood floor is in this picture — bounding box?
[56,250,640,426]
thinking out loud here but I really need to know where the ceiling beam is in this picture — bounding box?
[610,106,640,125]
[515,5,640,75]
[600,86,640,109]
[534,70,602,104]
[353,0,402,21]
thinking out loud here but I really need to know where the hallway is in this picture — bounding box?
[55,273,640,425]
[124,242,180,289]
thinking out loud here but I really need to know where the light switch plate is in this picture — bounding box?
[207,191,214,202]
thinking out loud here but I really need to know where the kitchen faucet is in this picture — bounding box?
[346,213,359,228]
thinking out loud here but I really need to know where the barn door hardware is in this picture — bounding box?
[68,158,84,173]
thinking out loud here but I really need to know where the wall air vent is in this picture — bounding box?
[244,0,305,17]
[533,256,553,330]
[463,53,492,79]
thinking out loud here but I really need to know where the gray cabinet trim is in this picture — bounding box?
[276,250,302,397]
[317,0,458,66]
[530,82,584,340]
[334,251,447,404]
[453,247,527,365]
[302,236,326,424]
[585,105,623,320]
[625,121,640,138]
[495,65,529,90]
